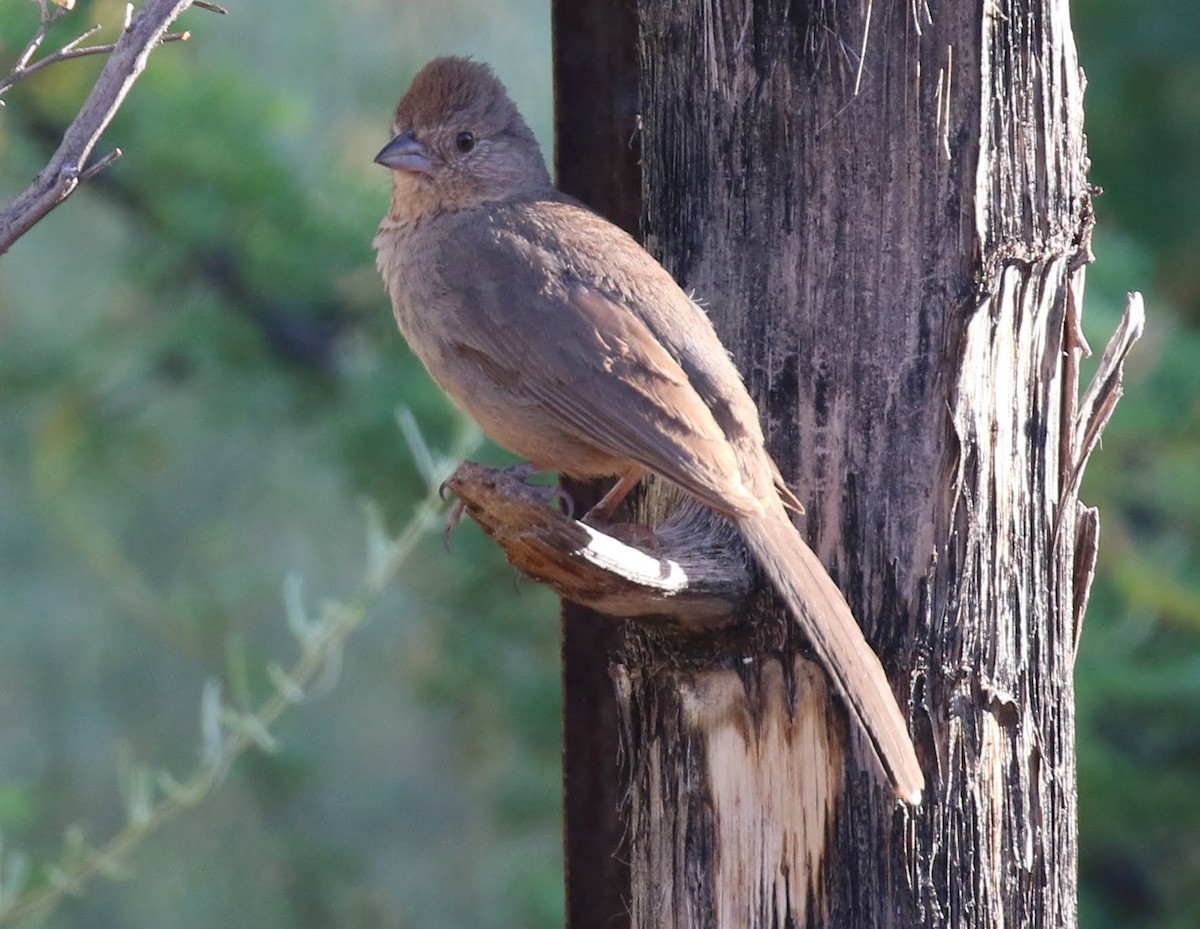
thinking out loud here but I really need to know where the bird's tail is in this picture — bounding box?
[738,507,924,804]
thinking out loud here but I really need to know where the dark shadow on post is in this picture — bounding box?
[552,4,640,926]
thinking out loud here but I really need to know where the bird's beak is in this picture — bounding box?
[374,129,434,175]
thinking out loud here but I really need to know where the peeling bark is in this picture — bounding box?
[618,658,842,928]
[540,2,1141,927]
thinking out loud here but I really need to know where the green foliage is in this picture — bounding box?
[0,434,483,925]
[1076,0,1200,324]
[1,2,560,928]
[1073,4,1200,919]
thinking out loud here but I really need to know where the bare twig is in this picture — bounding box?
[15,28,50,72]
[61,22,102,53]
[0,40,117,96]
[0,0,203,255]
[79,147,123,180]
[1,16,114,97]
[14,5,65,73]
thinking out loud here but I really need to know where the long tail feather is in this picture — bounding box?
[738,508,924,804]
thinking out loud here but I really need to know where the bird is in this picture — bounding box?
[373,56,924,804]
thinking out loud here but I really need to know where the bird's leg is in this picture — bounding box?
[584,466,645,524]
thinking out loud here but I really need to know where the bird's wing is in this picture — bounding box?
[528,199,802,512]
[433,209,761,517]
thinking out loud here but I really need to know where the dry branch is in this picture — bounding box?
[1,22,112,96]
[0,0,216,254]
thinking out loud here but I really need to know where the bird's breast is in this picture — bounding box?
[373,218,627,480]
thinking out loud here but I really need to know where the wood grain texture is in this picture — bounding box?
[617,0,1107,927]
[547,0,1136,926]
[618,657,842,928]
[629,2,979,923]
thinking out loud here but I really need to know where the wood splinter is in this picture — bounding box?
[442,461,752,630]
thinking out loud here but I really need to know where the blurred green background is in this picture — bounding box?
[0,1,1196,927]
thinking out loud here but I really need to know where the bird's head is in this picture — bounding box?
[376,57,551,221]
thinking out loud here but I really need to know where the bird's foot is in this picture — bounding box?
[440,461,574,551]
[499,462,574,519]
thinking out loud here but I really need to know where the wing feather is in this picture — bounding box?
[435,210,760,516]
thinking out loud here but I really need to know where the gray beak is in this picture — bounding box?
[374,129,434,175]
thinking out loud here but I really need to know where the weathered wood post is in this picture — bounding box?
[516,1,1140,926]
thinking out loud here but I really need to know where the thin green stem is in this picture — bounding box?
[0,425,477,926]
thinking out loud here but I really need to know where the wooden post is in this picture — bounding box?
[535,2,1141,926]
[551,5,639,927]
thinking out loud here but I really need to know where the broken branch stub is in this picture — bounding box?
[442,461,752,630]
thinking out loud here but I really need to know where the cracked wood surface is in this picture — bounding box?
[542,2,1140,927]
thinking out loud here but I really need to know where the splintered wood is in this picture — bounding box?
[616,658,842,928]
[534,0,1143,923]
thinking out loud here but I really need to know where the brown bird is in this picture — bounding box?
[373,57,923,804]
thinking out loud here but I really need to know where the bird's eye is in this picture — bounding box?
[455,131,476,153]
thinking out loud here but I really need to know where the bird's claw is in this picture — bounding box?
[440,462,573,554]
[547,486,575,520]
[513,476,575,520]
[501,461,539,482]
[443,497,466,552]
[499,462,574,519]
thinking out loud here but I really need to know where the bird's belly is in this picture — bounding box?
[423,346,627,480]
[385,267,628,479]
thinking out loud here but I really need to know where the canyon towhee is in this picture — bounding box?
[374,57,923,803]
